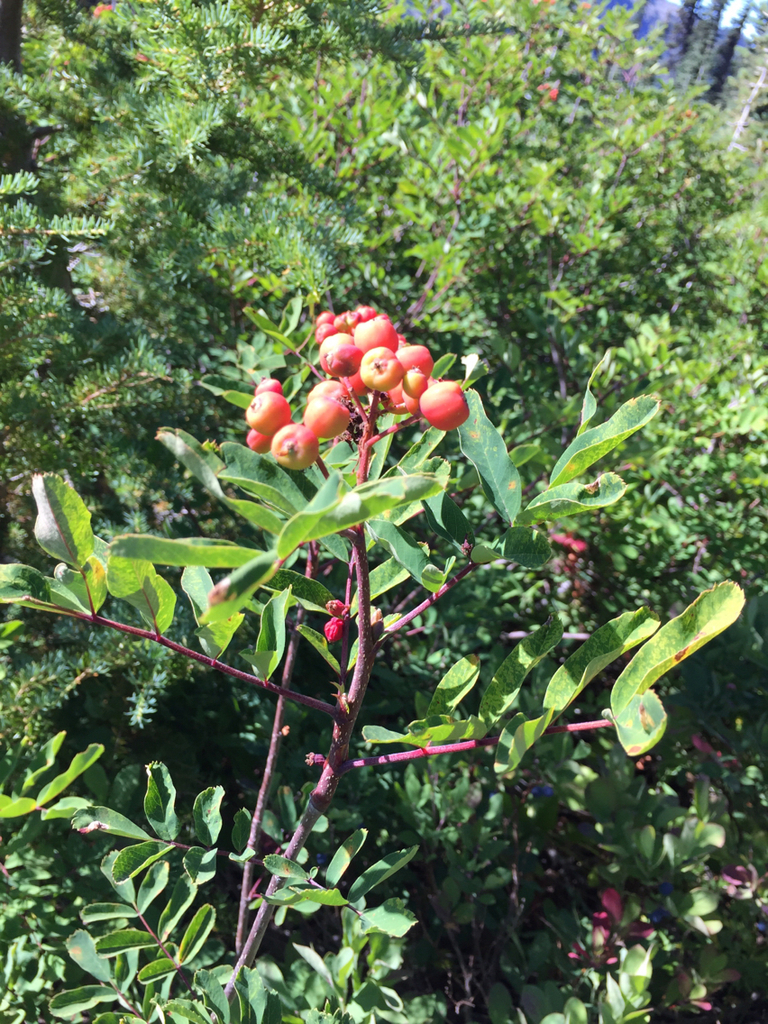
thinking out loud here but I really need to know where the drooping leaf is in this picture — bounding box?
[326,829,368,887]
[136,860,170,915]
[156,429,226,500]
[66,929,111,983]
[112,842,173,883]
[32,473,94,568]
[73,806,152,842]
[422,491,474,550]
[49,986,115,1017]
[550,395,660,486]
[178,904,216,965]
[193,786,225,846]
[200,550,277,624]
[296,625,340,674]
[231,809,251,854]
[458,390,522,525]
[163,999,213,1024]
[218,443,310,514]
[0,564,61,612]
[36,743,104,806]
[159,876,198,942]
[144,762,180,841]
[20,731,65,793]
[277,473,444,559]
[516,473,626,525]
[110,535,264,568]
[361,898,418,937]
[427,655,481,717]
[578,354,609,436]
[479,617,564,727]
[611,582,745,717]
[181,566,244,658]
[497,528,552,568]
[366,519,433,591]
[347,846,419,903]
[253,588,291,680]
[543,609,660,712]
[613,689,668,756]
[195,969,230,1024]
[94,929,159,956]
[106,556,176,634]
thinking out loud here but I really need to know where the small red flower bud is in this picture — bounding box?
[325,599,346,617]
[324,617,344,643]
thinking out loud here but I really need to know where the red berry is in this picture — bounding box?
[402,368,429,400]
[270,424,319,470]
[308,380,349,403]
[324,617,344,643]
[419,381,469,431]
[315,322,338,344]
[360,347,405,391]
[245,392,292,434]
[355,305,378,322]
[354,316,399,354]
[325,343,363,378]
[397,345,433,376]
[316,311,335,327]
[246,429,272,453]
[304,397,350,439]
[254,378,283,396]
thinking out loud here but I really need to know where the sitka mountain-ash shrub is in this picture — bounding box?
[0,301,746,1024]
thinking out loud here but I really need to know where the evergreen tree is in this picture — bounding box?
[708,1,753,100]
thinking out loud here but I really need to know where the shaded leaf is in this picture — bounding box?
[50,986,115,1018]
[178,904,216,965]
[422,491,473,550]
[159,876,198,942]
[95,929,158,956]
[263,854,308,880]
[578,354,608,435]
[112,841,173,884]
[497,527,552,568]
[35,743,104,806]
[262,569,333,613]
[144,762,180,841]
[297,625,340,674]
[182,565,244,658]
[110,535,264,568]
[184,846,218,884]
[80,903,137,925]
[193,786,225,846]
[366,519,433,591]
[137,958,177,983]
[66,929,111,983]
[136,860,170,915]
[347,846,418,903]
[253,588,291,680]
[73,806,152,842]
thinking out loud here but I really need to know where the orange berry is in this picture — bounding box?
[271,424,319,470]
[316,311,335,327]
[246,429,272,453]
[354,316,399,354]
[304,397,350,439]
[254,378,283,396]
[245,392,292,435]
[308,380,349,403]
[360,347,405,391]
[419,381,469,431]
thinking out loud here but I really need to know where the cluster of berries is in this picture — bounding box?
[244,304,470,470]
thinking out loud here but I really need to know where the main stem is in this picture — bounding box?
[224,402,379,999]
[235,544,318,953]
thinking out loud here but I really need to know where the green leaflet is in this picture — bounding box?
[578,353,609,436]
[366,519,434,592]
[297,625,340,674]
[347,846,418,903]
[110,535,264,568]
[181,566,244,659]
[32,473,94,568]
[427,655,481,716]
[106,556,176,634]
[112,841,174,883]
[54,557,107,613]
[251,587,291,679]
[277,472,444,559]
[362,715,487,750]
[200,550,278,624]
[497,527,552,567]
[610,582,745,717]
[543,609,660,712]
[360,898,418,937]
[218,442,311,514]
[35,743,104,807]
[0,564,84,616]
[66,930,112,983]
[326,829,368,887]
[516,473,626,525]
[550,394,660,486]
[478,617,563,727]
[178,904,216,965]
[422,491,474,551]
[613,689,668,756]
[144,762,180,842]
[193,786,225,846]
[262,569,333,613]
[494,710,556,773]
[458,390,522,525]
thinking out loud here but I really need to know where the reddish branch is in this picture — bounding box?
[307,720,613,774]
[44,606,337,719]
